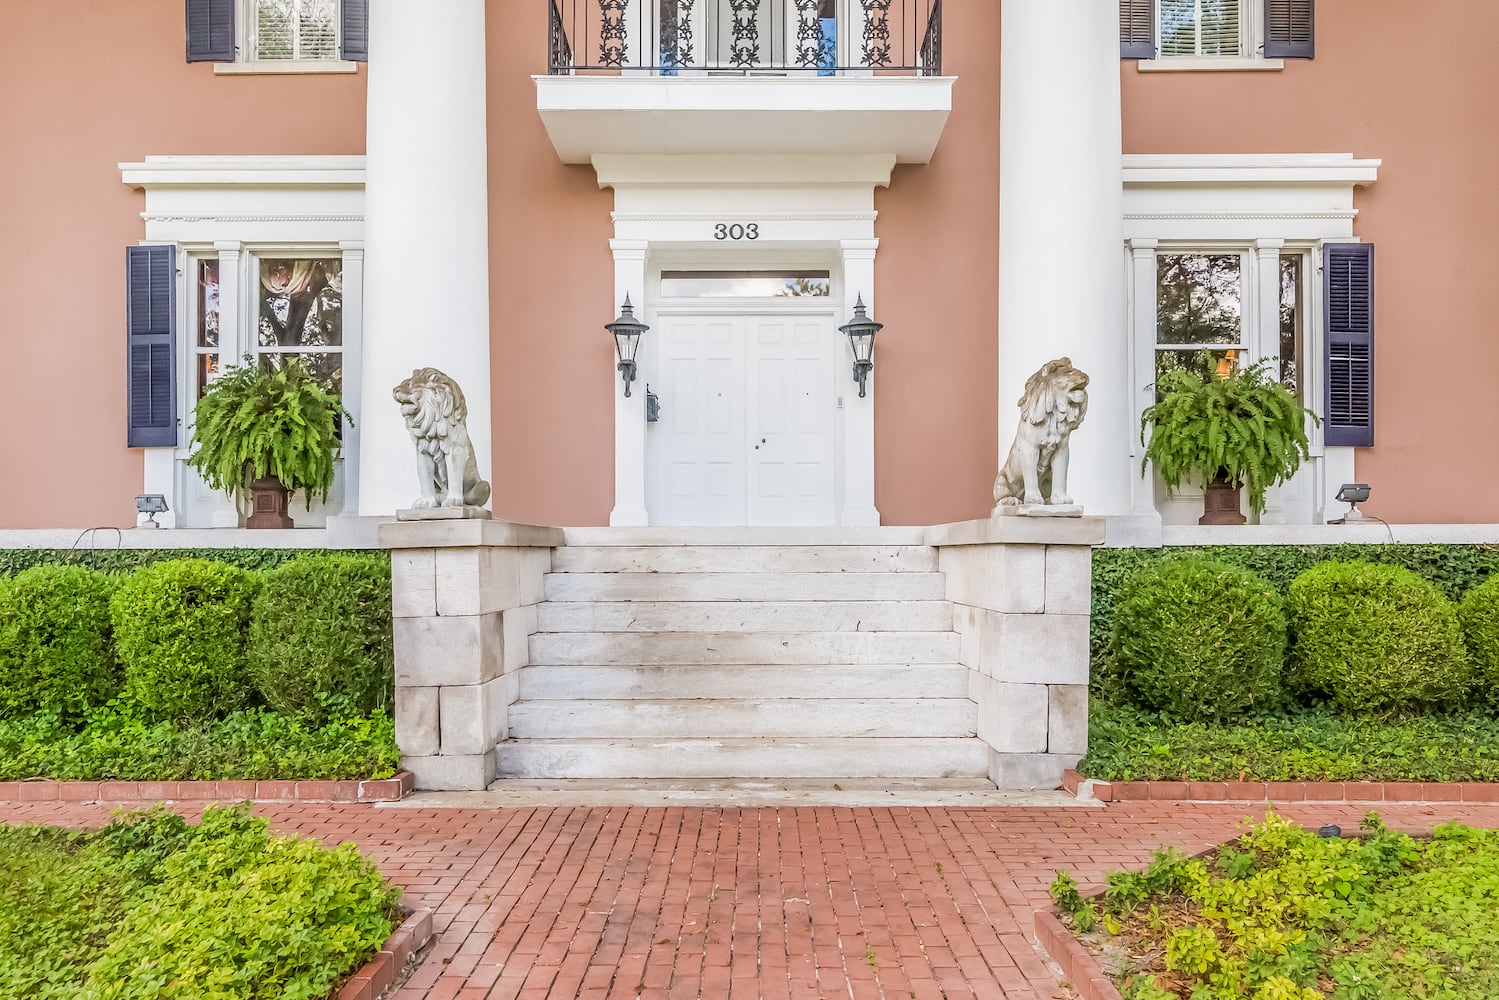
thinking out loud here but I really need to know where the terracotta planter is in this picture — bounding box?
[1199,477,1247,525]
[246,476,294,529]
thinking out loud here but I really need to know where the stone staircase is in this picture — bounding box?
[494,533,990,781]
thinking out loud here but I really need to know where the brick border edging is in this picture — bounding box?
[336,907,435,1000]
[1033,910,1122,1000]
[0,771,415,804]
[1062,769,1499,804]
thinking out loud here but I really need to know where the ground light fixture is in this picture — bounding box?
[606,295,648,397]
[1329,483,1371,524]
[135,493,168,528]
[839,294,882,398]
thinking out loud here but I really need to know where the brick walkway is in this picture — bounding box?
[4,800,1496,999]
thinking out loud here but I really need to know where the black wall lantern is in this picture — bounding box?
[606,294,648,397]
[839,294,882,398]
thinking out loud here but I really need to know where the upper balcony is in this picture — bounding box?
[535,0,953,165]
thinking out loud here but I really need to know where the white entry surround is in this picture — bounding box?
[596,154,889,527]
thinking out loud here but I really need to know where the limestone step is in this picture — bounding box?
[529,630,962,665]
[535,600,952,633]
[543,572,947,602]
[559,527,931,547]
[507,698,977,740]
[549,545,939,574]
[517,663,971,701]
[493,737,992,780]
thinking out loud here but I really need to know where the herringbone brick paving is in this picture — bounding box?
[4,800,1495,999]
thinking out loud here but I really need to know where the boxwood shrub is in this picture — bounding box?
[0,565,120,722]
[110,559,261,723]
[1460,575,1499,707]
[1288,561,1471,714]
[248,553,394,721]
[1111,557,1287,721]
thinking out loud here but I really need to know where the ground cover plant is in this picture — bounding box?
[0,552,397,782]
[1051,812,1499,1000]
[0,804,399,999]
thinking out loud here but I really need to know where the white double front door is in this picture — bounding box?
[648,311,839,526]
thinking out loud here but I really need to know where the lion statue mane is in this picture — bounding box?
[992,357,1090,508]
[393,367,492,509]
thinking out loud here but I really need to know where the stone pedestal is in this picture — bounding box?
[380,518,562,790]
[926,516,1105,790]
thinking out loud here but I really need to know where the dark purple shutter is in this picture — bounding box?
[1264,0,1314,58]
[127,246,178,448]
[340,0,368,61]
[185,0,236,62]
[1323,243,1374,448]
[1120,0,1155,59]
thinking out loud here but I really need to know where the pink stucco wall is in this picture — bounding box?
[1121,0,1499,524]
[0,0,366,529]
[1,0,1492,528]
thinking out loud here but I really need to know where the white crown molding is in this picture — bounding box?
[1124,210,1360,221]
[1123,153,1381,187]
[141,213,365,224]
[611,212,877,223]
[120,155,366,190]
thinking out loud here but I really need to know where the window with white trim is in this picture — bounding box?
[1159,0,1247,58]
[254,256,345,391]
[248,0,339,61]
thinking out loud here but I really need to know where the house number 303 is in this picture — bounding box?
[714,223,760,241]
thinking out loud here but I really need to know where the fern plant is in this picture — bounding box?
[188,357,349,510]
[1141,359,1316,516]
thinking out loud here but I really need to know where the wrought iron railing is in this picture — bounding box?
[547,0,942,76]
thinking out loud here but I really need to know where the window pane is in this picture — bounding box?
[1160,0,1243,57]
[255,0,337,60]
[1280,253,1304,401]
[296,0,338,59]
[1156,348,1237,387]
[256,0,294,59]
[660,270,831,298]
[197,259,219,349]
[1200,0,1241,56]
[196,353,220,400]
[1157,254,1242,346]
[1160,0,1198,56]
[257,258,343,349]
[259,351,343,396]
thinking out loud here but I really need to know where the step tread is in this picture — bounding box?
[508,698,978,739]
[543,572,948,602]
[529,630,962,665]
[550,545,939,574]
[535,600,954,633]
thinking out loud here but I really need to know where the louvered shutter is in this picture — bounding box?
[1120,0,1156,59]
[1323,243,1374,447]
[340,0,368,61]
[127,246,179,448]
[1264,0,1314,58]
[185,0,236,62]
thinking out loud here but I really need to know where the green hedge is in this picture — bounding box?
[249,554,394,721]
[1112,558,1287,721]
[0,548,305,577]
[1460,576,1499,708]
[0,566,121,722]
[1093,544,1499,685]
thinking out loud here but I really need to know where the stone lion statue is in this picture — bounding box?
[393,368,492,509]
[992,357,1090,508]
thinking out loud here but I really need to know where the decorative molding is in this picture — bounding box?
[1124,153,1381,187]
[1124,210,1359,222]
[120,155,366,190]
[142,213,365,224]
[611,211,877,223]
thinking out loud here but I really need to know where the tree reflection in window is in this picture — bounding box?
[257,258,343,397]
[1156,253,1243,387]
[254,0,338,61]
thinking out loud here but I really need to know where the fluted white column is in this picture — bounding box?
[998,0,1131,515]
[359,0,492,515]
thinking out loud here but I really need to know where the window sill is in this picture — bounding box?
[213,60,359,76]
[1136,56,1284,73]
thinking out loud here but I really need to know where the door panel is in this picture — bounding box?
[652,316,748,526]
[748,316,836,526]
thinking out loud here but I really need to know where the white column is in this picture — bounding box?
[610,240,650,527]
[840,239,880,527]
[338,242,365,516]
[998,0,1130,515]
[359,0,492,516]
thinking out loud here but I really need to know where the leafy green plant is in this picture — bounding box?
[109,559,261,723]
[1140,360,1316,516]
[249,554,394,722]
[0,565,120,722]
[1459,575,1499,707]
[1112,558,1287,721]
[187,356,348,510]
[1288,561,1471,714]
[0,548,314,578]
[0,806,400,1000]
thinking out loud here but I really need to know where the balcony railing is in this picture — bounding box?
[548,0,942,76]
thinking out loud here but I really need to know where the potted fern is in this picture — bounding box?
[1141,359,1316,525]
[188,357,348,528]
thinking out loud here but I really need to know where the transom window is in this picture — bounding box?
[1160,0,1245,57]
[249,0,339,61]
[660,270,831,298]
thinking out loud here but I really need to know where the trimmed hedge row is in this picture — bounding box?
[1109,555,1495,720]
[0,553,392,726]
[0,548,303,578]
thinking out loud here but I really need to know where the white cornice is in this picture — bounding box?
[120,155,366,190]
[1123,153,1381,186]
